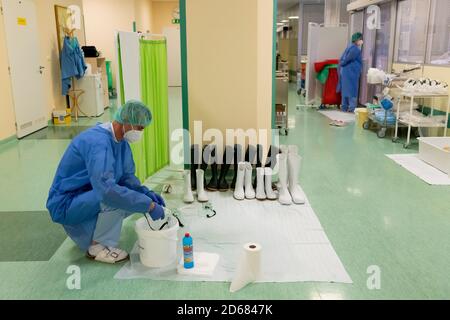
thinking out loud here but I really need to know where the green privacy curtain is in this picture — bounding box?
[131,39,170,181]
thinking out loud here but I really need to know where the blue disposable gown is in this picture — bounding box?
[61,36,87,95]
[337,44,362,98]
[46,124,153,248]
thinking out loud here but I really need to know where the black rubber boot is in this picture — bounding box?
[231,144,243,190]
[200,145,210,186]
[217,145,233,191]
[190,144,200,190]
[265,145,281,169]
[245,144,257,164]
[245,145,257,188]
[206,145,219,191]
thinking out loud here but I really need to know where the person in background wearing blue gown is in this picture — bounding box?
[46,101,166,264]
[337,32,364,113]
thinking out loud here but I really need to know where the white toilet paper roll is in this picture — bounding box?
[229,243,262,293]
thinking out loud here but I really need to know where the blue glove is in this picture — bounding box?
[149,203,165,221]
[147,191,166,207]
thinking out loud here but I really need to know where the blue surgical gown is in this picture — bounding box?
[337,43,362,99]
[61,36,87,95]
[46,124,153,249]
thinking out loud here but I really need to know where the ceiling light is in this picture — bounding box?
[281,20,289,23]
[289,16,299,20]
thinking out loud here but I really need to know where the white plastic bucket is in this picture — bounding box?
[135,216,179,268]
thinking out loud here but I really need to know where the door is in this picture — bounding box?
[1,0,47,138]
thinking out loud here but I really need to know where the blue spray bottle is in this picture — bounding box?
[183,233,194,269]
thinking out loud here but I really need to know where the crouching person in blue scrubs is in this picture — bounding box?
[47,101,166,264]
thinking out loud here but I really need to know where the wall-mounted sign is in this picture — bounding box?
[366,5,381,30]
[17,17,27,26]
[172,8,180,24]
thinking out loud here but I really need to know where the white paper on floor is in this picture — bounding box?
[115,169,352,284]
[318,110,356,123]
[386,154,450,185]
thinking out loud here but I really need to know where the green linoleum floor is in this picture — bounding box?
[0,211,67,262]
[0,88,449,299]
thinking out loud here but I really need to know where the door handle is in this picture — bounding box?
[39,66,45,74]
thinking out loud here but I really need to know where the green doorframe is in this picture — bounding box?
[272,0,278,130]
[180,0,190,168]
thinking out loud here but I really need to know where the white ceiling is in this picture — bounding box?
[278,0,300,11]
[278,0,325,12]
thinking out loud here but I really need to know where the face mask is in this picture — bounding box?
[358,40,364,47]
[123,125,143,143]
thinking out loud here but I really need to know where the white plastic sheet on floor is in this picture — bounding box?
[387,154,450,185]
[114,168,352,284]
[318,110,356,123]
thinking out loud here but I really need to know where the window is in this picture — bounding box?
[394,0,430,64]
[374,3,392,70]
[427,0,450,65]
[340,0,351,26]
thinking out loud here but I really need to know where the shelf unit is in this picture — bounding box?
[393,91,450,148]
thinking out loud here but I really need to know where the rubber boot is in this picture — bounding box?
[245,145,257,164]
[265,145,281,169]
[287,153,306,205]
[276,145,289,190]
[190,144,200,190]
[218,145,232,191]
[200,145,210,187]
[206,145,219,191]
[264,168,278,200]
[196,169,208,203]
[255,167,266,200]
[233,162,246,200]
[183,170,194,203]
[253,144,263,188]
[244,162,256,200]
[280,145,289,155]
[231,144,243,189]
[288,145,299,156]
[277,154,292,205]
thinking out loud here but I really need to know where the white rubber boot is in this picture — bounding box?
[196,169,208,203]
[183,170,194,203]
[288,145,299,156]
[277,154,292,205]
[233,162,246,200]
[287,153,306,205]
[280,145,289,154]
[264,168,278,200]
[255,168,266,200]
[275,145,289,189]
[244,163,256,199]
